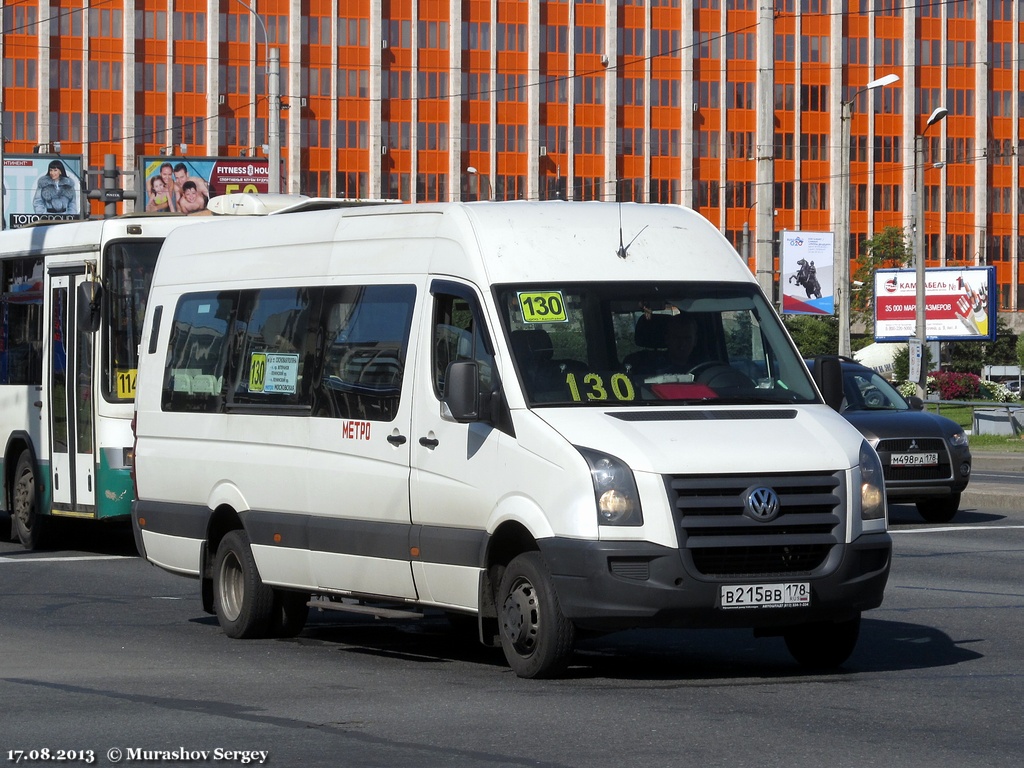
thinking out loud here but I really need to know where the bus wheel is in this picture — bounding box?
[213,529,274,639]
[12,451,48,550]
[497,552,575,679]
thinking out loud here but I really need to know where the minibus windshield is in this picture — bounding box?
[495,282,819,407]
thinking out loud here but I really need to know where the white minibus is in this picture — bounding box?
[132,201,891,678]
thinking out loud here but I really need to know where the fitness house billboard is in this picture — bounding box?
[874,266,996,342]
[1,154,85,229]
[138,156,271,215]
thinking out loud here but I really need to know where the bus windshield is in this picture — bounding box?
[103,241,161,401]
[495,282,819,407]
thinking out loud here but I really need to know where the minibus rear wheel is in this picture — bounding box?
[213,529,274,638]
[271,591,310,638]
[497,552,575,678]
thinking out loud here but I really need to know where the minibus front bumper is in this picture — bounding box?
[537,533,891,632]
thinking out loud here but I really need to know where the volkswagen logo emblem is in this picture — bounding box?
[744,486,780,522]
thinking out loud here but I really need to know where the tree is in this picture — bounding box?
[851,226,912,338]
[947,317,1016,375]
[783,315,839,357]
[987,317,1018,366]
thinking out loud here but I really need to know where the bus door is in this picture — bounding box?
[46,269,96,515]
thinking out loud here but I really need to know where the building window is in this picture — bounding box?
[497,23,526,52]
[172,12,206,41]
[416,122,449,151]
[463,21,490,51]
[695,130,720,158]
[172,64,206,93]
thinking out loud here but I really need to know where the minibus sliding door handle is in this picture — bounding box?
[418,436,439,449]
[387,434,408,446]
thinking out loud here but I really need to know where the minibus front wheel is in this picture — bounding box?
[783,614,861,669]
[497,552,576,678]
[213,529,275,638]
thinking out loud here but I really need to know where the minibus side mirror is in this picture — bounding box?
[77,281,104,333]
[444,361,480,422]
[812,355,844,412]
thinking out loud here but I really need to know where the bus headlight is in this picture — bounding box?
[860,440,886,520]
[576,447,643,526]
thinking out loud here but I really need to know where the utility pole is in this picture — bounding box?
[268,47,281,194]
[87,154,136,217]
[754,2,775,299]
[0,96,5,230]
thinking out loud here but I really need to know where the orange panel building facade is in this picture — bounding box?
[2,1,1023,326]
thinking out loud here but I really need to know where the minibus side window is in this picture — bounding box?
[431,292,494,402]
[162,291,237,413]
[229,287,320,409]
[313,284,415,422]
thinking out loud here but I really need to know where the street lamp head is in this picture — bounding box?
[867,73,900,90]
[926,107,949,127]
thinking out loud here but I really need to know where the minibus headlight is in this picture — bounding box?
[859,440,886,521]
[576,447,643,526]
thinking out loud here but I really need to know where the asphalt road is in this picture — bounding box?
[1,496,1022,768]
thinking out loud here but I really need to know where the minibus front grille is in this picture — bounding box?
[666,471,844,578]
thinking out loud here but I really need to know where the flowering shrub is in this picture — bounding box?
[897,375,1018,402]
[929,370,981,400]
[897,380,919,399]
[897,376,938,398]
[980,379,1017,403]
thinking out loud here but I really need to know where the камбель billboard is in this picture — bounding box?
[874,267,996,341]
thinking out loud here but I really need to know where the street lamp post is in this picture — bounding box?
[912,106,949,398]
[836,73,899,358]
[236,1,280,194]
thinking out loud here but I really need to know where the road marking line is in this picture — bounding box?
[893,524,1024,534]
[0,555,134,563]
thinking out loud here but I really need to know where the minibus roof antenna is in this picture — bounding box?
[616,203,647,259]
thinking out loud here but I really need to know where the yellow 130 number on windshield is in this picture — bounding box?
[518,291,568,323]
[566,372,635,402]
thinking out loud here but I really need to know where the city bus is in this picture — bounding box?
[0,194,369,549]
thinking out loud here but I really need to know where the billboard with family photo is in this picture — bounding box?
[138,156,271,215]
[1,154,85,229]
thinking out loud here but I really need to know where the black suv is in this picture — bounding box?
[807,358,971,523]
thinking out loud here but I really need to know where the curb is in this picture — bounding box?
[970,452,1024,474]
[960,487,1018,512]
[959,453,1020,511]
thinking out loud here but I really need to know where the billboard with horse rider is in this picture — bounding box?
[780,230,834,316]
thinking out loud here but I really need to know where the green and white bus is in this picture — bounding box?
[0,194,361,548]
